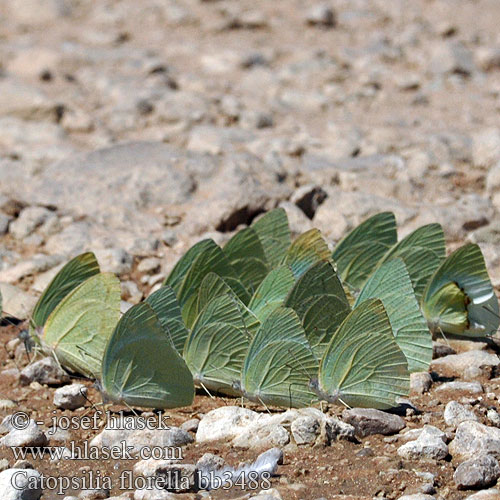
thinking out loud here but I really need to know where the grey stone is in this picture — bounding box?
[306,4,336,27]
[0,468,42,500]
[0,214,10,235]
[232,422,290,449]
[90,420,192,455]
[410,372,432,394]
[397,426,448,461]
[342,408,406,437]
[0,419,48,447]
[137,257,161,275]
[133,488,177,499]
[180,419,199,433]
[450,422,500,460]
[431,350,499,377]
[291,416,321,445]
[444,401,478,429]
[44,221,92,257]
[121,281,143,304]
[487,409,500,427]
[435,381,484,394]
[19,357,70,386]
[0,254,63,284]
[325,417,356,442]
[1,143,199,237]
[429,41,475,75]
[53,383,88,410]
[79,490,111,499]
[476,47,500,71]
[95,248,133,275]
[0,78,58,122]
[465,489,500,499]
[0,283,37,320]
[397,495,435,500]
[473,128,500,169]
[454,454,500,490]
[9,206,53,239]
[196,406,260,443]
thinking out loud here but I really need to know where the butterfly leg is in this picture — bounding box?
[200,382,215,400]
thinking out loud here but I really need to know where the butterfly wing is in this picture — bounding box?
[315,299,409,409]
[332,212,397,291]
[241,307,318,408]
[101,302,194,409]
[248,266,296,322]
[285,261,351,359]
[378,223,446,300]
[355,259,432,372]
[251,208,291,268]
[30,252,100,335]
[42,273,121,379]
[145,286,189,353]
[422,243,499,336]
[281,228,331,279]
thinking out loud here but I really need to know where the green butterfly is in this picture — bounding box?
[285,261,351,359]
[248,266,296,322]
[145,285,190,354]
[251,208,291,268]
[378,223,446,301]
[36,272,121,379]
[310,298,410,410]
[421,243,499,337]
[164,239,250,325]
[282,228,331,279]
[238,307,318,408]
[100,302,194,409]
[30,252,100,336]
[355,259,432,373]
[223,227,269,294]
[332,212,397,291]
[183,293,255,397]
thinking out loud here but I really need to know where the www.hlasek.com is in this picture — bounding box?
[10,469,272,495]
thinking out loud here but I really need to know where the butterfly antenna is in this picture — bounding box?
[79,387,101,414]
[199,381,215,400]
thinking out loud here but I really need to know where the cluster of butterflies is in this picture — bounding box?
[1,209,498,411]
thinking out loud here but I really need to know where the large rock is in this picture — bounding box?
[444,401,478,429]
[0,79,58,122]
[90,418,192,455]
[454,455,500,490]
[449,422,500,461]
[0,419,48,448]
[53,383,88,410]
[0,283,37,320]
[0,142,199,235]
[0,468,42,500]
[342,408,405,437]
[431,350,499,377]
[397,426,448,461]
[19,357,70,386]
[465,489,500,499]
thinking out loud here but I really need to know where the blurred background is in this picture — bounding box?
[0,0,500,306]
